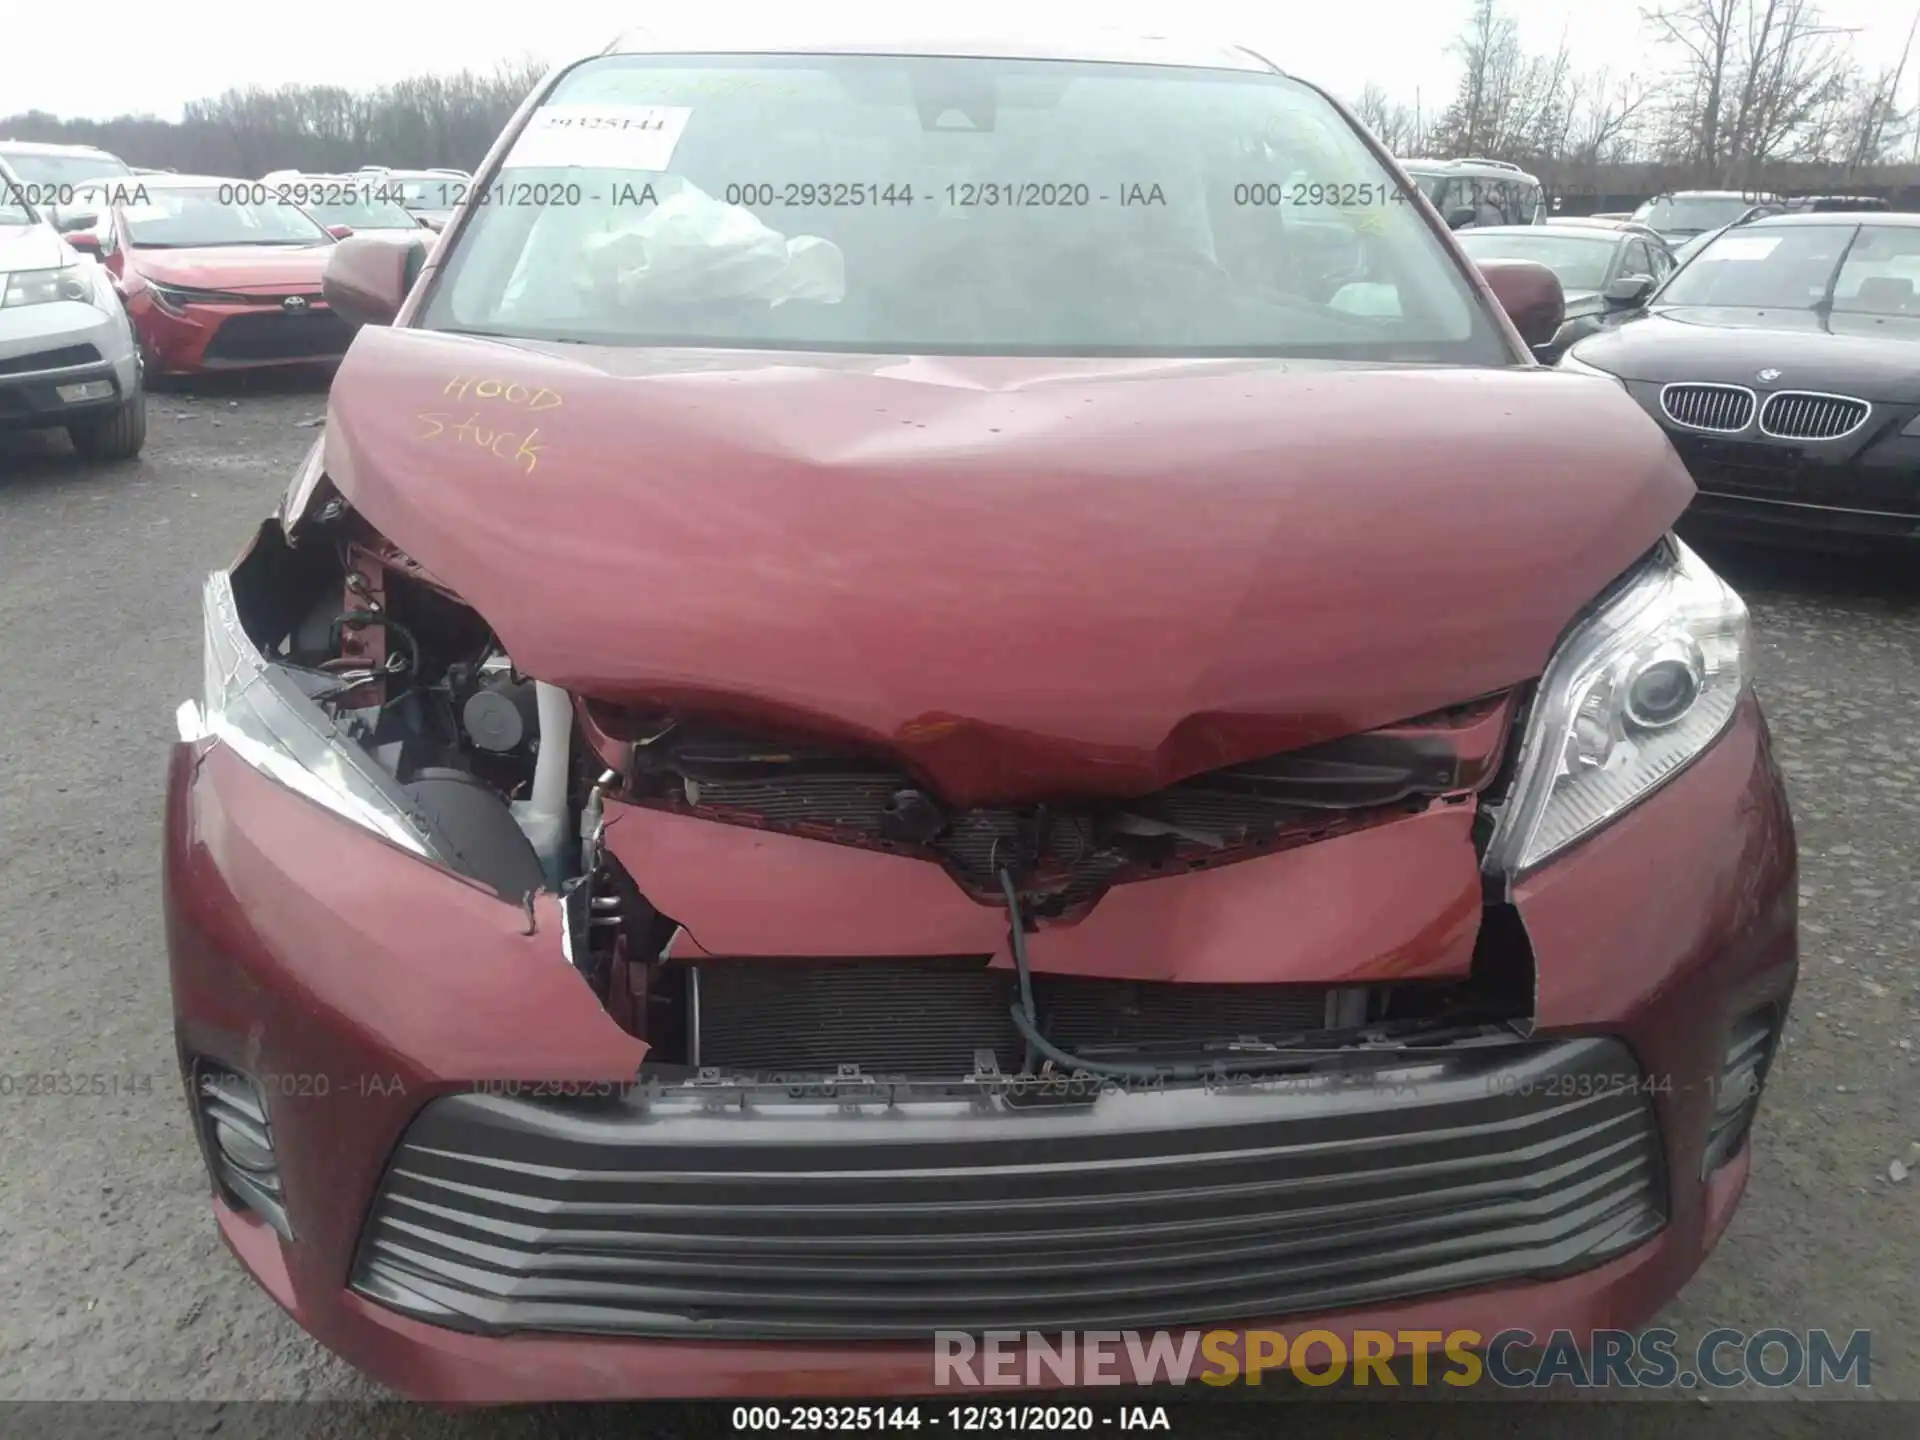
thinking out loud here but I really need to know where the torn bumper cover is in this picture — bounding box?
[163,683,1795,1401]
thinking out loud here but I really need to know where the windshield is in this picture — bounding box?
[0,150,131,190]
[1831,225,1920,314]
[107,186,333,248]
[423,54,1502,360]
[1631,196,1761,233]
[1456,231,1615,291]
[282,179,420,230]
[1656,224,1859,308]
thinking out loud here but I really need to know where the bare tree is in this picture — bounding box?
[1643,0,1858,180]
[1431,0,1577,162]
[1351,82,1423,152]
[1565,68,1658,165]
[1830,12,1918,170]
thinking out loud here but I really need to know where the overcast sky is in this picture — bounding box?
[4,0,1914,122]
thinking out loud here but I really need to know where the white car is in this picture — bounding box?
[0,161,145,459]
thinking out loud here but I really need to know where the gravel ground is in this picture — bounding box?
[0,376,1914,1437]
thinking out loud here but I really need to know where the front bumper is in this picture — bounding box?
[164,694,1797,1401]
[1622,381,1920,546]
[1682,490,1920,548]
[0,298,139,431]
[130,293,351,375]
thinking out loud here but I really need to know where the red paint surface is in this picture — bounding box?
[97,200,344,375]
[625,800,1484,982]
[322,327,1693,804]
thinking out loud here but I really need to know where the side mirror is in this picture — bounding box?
[55,209,100,234]
[322,233,427,327]
[1445,205,1478,230]
[1603,273,1656,309]
[326,224,354,240]
[1476,258,1566,350]
[64,229,104,254]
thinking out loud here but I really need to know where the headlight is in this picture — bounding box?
[1557,348,1622,382]
[146,281,194,314]
[1482,537,1749,875]
[2,264,95,309]
[178,571,440,860]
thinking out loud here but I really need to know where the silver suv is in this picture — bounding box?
[1398,157,1547,230]
[0,160,145,460]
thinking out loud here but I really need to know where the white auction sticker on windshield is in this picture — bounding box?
[502,105,692,171]
[1711,236,1782,260]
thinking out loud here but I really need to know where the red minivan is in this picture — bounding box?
[164,22,1796,1403]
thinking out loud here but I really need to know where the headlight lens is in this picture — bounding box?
[181,571,439,859]
[2,264,95,308]
[146,281,194,314]
[1482,537,1749,875]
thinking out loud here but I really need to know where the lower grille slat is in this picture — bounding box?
[352,1037,1668,1338]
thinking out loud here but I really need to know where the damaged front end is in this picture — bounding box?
[171,449,1784,1355]
[192,462,1547,1095]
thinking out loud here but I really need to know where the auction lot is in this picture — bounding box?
[1,374,1916,1434]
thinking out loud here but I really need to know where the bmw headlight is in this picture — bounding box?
[177,571,439,859]
[2,264,97,309]
[1483,537,1749,875]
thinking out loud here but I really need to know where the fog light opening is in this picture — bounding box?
[1702,1003,1781,1178]
[186,1057,292,1239]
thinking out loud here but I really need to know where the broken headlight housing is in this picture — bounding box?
[177,571,442,861]
[1483,536,1749,876]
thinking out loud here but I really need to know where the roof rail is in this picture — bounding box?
[1456,157,1522,171]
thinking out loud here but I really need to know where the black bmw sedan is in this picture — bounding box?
[1560,212,1920,548]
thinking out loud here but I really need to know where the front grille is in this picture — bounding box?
[351,1036,1667,1339]
[1670,435,1804,497]
[1661,383,1756,433]
[1758,391,1870,440]
[202,309,352,363]
[689,958,1339,1075]
[0,343,102,377]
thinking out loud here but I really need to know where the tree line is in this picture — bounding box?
[0,57,549,176]
[4,5,1919,200]
[1355,0,1920,196]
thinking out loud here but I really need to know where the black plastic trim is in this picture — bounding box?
[351,1034,1666,1339]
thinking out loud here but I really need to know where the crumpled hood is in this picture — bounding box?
[323,327,1692,804]
[133,244,334,292]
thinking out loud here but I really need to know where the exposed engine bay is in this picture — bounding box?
[224,490,1541,1088]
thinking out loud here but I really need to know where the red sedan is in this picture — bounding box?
[66,174,352,376]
